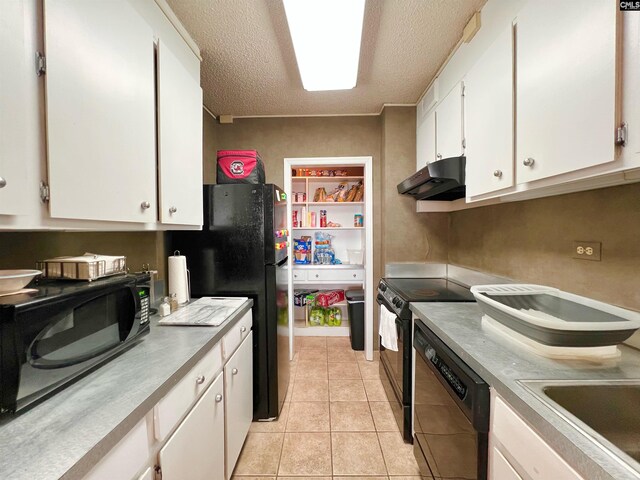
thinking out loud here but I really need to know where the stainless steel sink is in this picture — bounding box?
[521,380,640,472]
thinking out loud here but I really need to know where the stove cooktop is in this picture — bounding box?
[380,278,476,303]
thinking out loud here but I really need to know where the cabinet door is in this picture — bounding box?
[491,447,523,480]
[83,418,149,480]
[516,0,618,184]
[0,1,29,214]
[159,372,225,480]
[465,25,514,198]
[417,108,436,169]
[157,40,203,226]
[44,0,156,222]
[435,82,464,160]
[225,332,253,477]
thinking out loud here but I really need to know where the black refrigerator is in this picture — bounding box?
[171,184,290,420]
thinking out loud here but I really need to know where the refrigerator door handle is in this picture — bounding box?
[275,256,288,267]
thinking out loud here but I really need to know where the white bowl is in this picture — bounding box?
[0,270,42,294]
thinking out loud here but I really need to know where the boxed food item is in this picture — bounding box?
[294,289,318,307]
[313,290,346,307]
[293,236,312,264]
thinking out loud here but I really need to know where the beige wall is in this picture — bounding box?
[448,183,640,311]
[206,116,382,187]
[209,115,385,292]
[0,231,167,280]
[380,107,449,266]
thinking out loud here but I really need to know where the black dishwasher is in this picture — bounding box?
[413,318,490,480]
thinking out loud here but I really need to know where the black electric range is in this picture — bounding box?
[376,277,476,443]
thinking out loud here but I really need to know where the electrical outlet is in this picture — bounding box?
[573,241,601,261]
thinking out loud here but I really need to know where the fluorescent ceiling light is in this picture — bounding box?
[283,0,366,91]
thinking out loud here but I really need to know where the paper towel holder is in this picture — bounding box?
[171,250,191,305]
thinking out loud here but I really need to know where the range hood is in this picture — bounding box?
[397,156,466,201]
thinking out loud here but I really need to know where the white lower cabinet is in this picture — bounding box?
[490,447,523,480]
[81,311,254,480]
[137,467,154,480]
[490,392,584,480]
[153,342,222,441]
[83,417,149,480]
[225,332,254,478]
[158,372,225,480]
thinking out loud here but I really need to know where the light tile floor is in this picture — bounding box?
[233,336,421,480]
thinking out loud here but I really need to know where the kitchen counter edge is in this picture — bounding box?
[0,299,253,480]
[410,301,640,480]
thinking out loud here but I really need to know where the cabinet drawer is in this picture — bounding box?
[292,270,307,281]
[308,269,364,282]
[491,447,523,480]
[492,395,583,480]
[137,467,153,480]
[154,342,222,441]
[223,310,252,360]
[83,417,149,480]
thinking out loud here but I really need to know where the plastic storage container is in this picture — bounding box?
[347,249,363,265]
[346,290,365,350]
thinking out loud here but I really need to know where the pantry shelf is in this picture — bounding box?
[285,156,374,360]
[292,227,364,231]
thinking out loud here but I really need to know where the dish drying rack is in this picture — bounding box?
[37,253,127,281]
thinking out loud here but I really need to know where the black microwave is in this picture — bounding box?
[0,275,150,415]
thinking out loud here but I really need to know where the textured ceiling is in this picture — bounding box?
[166,0,486,117]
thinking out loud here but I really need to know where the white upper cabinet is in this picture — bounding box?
[416,109,436,170]
[157,40,203,226]
[465,24,514,198]
[435,82,465,160]
[0,1,29,215]
[416,79,438,169]
[515,0,618,184]
[43,0,156,223]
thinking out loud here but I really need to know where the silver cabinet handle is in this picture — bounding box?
[315,274,319,278]
[215,394,223,403]
[0,177,6,188]
[493,170,503,178]
[240,326,247,333]
[169,206,177,214]
[523,158,535,167]
[232,368,238,375]
[195,375,205,385]
[141,201,151,210]
[436,154,443,160]
[353,273,357,278]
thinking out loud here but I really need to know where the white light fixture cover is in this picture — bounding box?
[283,0,366,91]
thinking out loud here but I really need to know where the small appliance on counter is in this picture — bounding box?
[0,274,149,416]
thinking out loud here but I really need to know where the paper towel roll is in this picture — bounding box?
[168,252,190,304]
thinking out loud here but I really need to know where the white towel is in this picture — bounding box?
[379,304,398,351]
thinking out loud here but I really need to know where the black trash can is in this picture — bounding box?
[346,290,365,351]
